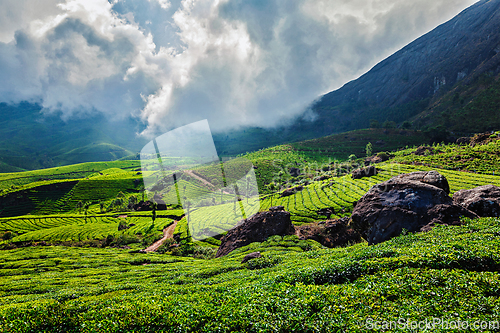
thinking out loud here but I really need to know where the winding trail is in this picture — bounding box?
[144,220,178,252]
[183,170,233,195]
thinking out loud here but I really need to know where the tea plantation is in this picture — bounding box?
[0,136,499,331]
[0,217,499,332]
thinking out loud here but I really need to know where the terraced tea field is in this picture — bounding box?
[257,163,500,224]
[0,210,183,244]
[169,162,500,244]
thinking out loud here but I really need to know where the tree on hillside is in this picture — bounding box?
[150,201,157,225]
[128,196,137,210]
[366,142,373,157]
[99,201,105,214]
[185,199,191,224]
[138,185,145,202]
[383,120,396,129]
[76,201,83,214]
[401,121,412,129]
[246,176,250,204]
[84,202,91,223]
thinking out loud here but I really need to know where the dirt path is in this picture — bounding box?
[183,170,233,195]
[144,220,178,252]
[184,170,215,188]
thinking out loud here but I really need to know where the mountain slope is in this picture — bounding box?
[215,0,500,154]
[311,0,500,131]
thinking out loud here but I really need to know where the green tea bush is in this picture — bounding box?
[246,255,282,270]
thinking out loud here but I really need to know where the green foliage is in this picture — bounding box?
[401,120,412,129]
[365,142,373,157]
[369,119,380,128]
[382,120,396,129]
[245,255,282,270]
[424,125,450,143]
[0,217,499,331]
[376,151,389,160]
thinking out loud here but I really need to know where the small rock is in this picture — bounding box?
[281,186,303,197]
[289,167,301,177]
[241,252,262,263]
[352,166,377,179]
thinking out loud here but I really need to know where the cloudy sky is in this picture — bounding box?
[0,0,478,136]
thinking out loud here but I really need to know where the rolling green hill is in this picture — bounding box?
[0,129,498,331]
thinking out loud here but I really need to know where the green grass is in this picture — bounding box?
[0,217,499,331]
[0,161,140,190]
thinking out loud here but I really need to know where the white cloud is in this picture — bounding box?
[0,0,478,136]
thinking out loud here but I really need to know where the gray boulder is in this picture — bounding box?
[352,166,377,179]
[351,171,477,245]
[453,185,500,217]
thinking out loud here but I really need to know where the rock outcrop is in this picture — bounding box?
[351,171,477,245]
[281,186,303,197]
[317,207,335,219]
[413,146,440,156]
[296,217,362,248]
[453,185,500,217]
[215,206,295,257]
[352,166,377,179]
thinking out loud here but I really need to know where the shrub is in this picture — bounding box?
[246,255,282,270]
[156,238,176,254]
[114,234,140,246]
[1,231,13,240]
[376,152,389,160]
[193,246,217,259]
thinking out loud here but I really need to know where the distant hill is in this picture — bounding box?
[0,103,147,171]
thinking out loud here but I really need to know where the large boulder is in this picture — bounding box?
[296,217,362,248]
[351,171,477,245]
[394,170,450,194]
[453,185,500,217]
[216,206,295,257]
